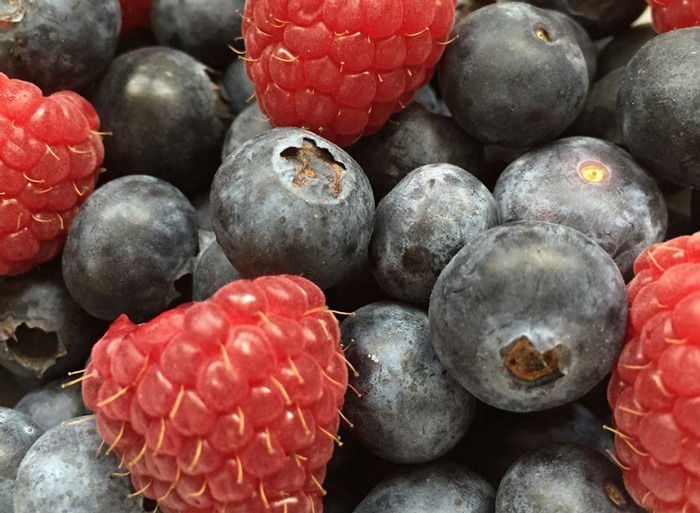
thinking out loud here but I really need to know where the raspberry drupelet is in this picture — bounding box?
[608,232,700,513]
[82,275,349,513]
[0,73,104,276]
[648,0,700,33]
[241,0,457,146]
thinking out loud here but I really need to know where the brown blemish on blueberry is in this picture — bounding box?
[0,0,26,30]
[2,322,65,375]
[603,479,628,510]
[535,27,550,42]
[281,137,345,197]
[502,336,563,382]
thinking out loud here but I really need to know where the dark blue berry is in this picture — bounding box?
[370,163,499,304]
[13,416,136,513]
[93,47,230,195]
[0,407,43,480]
[495,443,645,512]
[221,102,272,161]
[439,3,588,148]
[341,301,475,464]
[0,477,12,513]
[353,462,495,513]
[192,238,241,300]
[0,263,106,382]
[493,136,667,279]
[151,0,245,69]
[62,175,199,322]
[349,103,488,202]
[211,128,375,290]
[429,221,627,412]
[221,59,256,115]
[0,0,121,92]
[595,23,657,79]
[618,27,700,188]
[14,378,89,431]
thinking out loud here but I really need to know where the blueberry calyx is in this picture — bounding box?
[281,138,346,198]
[603,479,629,509]
[501,336,564,384]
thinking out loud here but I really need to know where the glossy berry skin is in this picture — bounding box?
[649,0,700,33]
[82,275,348,513]
[438,3,589,148]
[242,0,457,147]
[429,221,628,412]
[607,233,700,513]
[0,73,103,276]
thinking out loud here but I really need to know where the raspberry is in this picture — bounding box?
[241,0,457,147]
[648,0,700,33]
[81,275,349,513]
[119,0,152,33]
[0,73,103,276]
[607,232,700,513]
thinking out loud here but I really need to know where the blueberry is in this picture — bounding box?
[438,3,588,148]
[595,23,657,79]
[370,163,499,304]
[0,477,12,513]
[565,68,624,145]
[617,27,700,188]
[221,102,273,161]
[211,128,375,290]
[456,402,613,486]
[495,443,645,512]
[341,301,475,464]
[353,462,495,513]
[151,0,245,69]
[192,238,242,300]
[0,0,121,92]
[0,407,43,480]
[62,175,199,322]
[93,47,230,195]
[13,416,136,513]
[221,58,256,115]
[411,84,451,116]
[0,263,106,382]
[493,136,667,279]
[14,378,89,431]
[429,221,627,412]
[544,9,597,83]
[349,103,488,202]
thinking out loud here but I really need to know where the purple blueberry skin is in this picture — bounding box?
[370,163,499,304]
[493,136,667,280]
[617,27,700,189]
[429,221,627,412]
[211,127,375,290]
[341,301,475,464]
[62,175,199,323]
[353,462,495,513]
[0,0,121,93]
[438,3,589,148]
[495,443,645,512]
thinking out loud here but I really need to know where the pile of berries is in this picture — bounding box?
[0,1,699,513]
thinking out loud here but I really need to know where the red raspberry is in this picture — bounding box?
[119,0,152,33]
[0,73,103,276]
[648,0,700,33]
[82,275,348,513]
[242,0,457,147]
[607,232,700,513]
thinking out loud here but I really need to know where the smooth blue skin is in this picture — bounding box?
[151,0,245,69]
[14,379,89,432]
[370,163,499,304]
[429,221,627,412]
[221,102,272,161]
[211,127,375,290]
[495,443,645,513]
[192,238,242,300]
[353,462,495,513]
[0,407,43,480]
[595,23,657,79]
[13,416,136,513]
[94,47,230,195]
[439,3,588,148]
[0,0,120,92]
[62,175,199,322]
[222,59,256,115]
[0,478,12,512]
[566,68,624,145]
[618,27,700,189]
[493,136,667,280]
[341,302,475,464]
